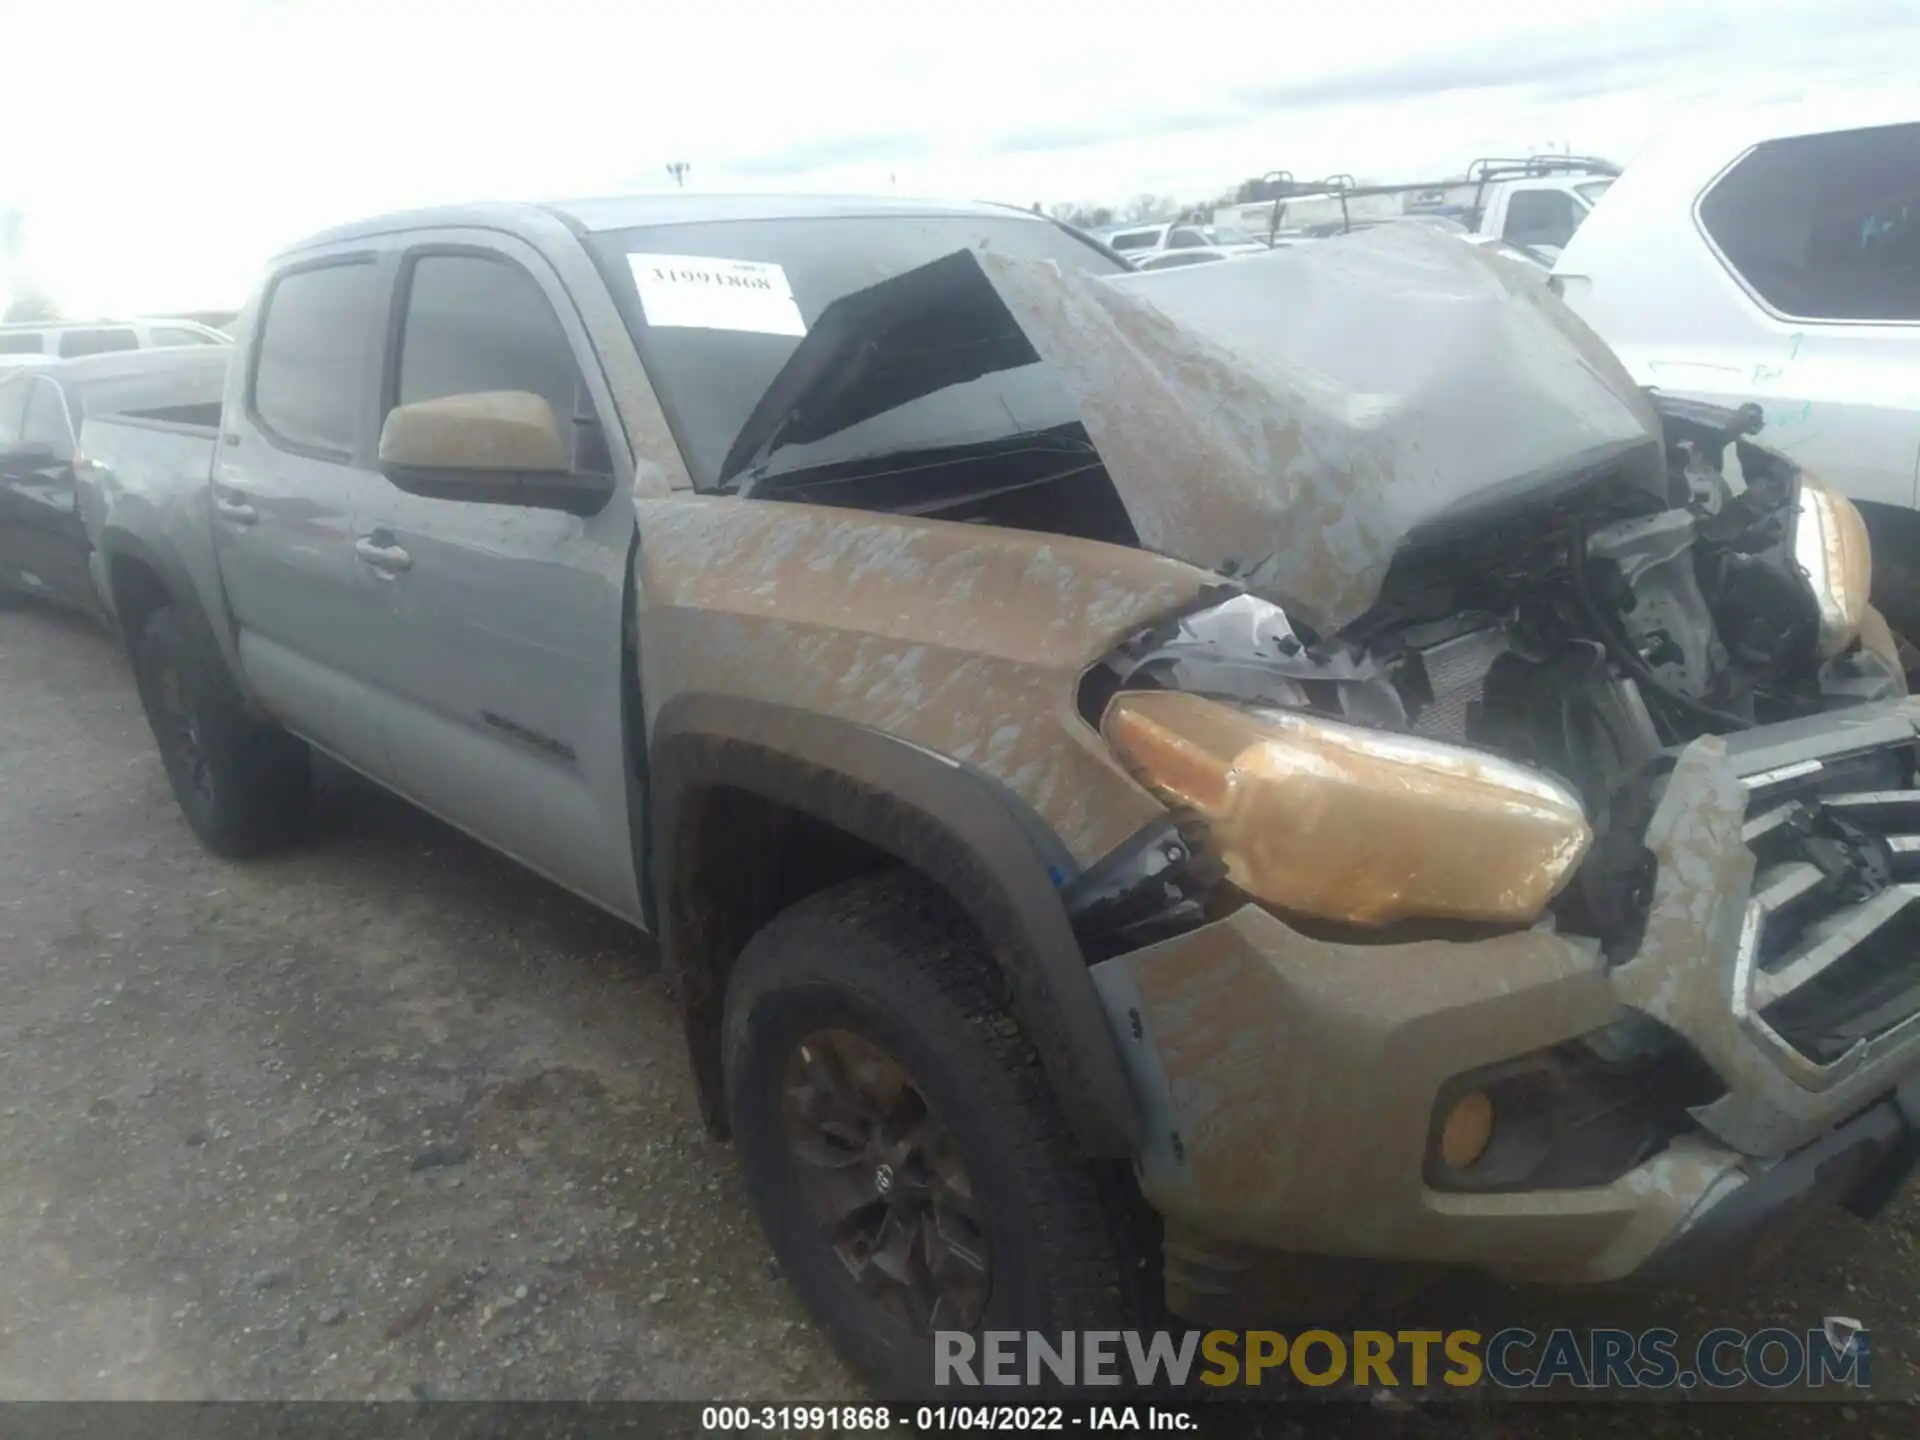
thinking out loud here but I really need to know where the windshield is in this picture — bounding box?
[590,214,1125,489]
[1204,225,1258,245]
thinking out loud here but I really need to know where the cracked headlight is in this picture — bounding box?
[1795,479,1872,659]
[1101,690,1591,927]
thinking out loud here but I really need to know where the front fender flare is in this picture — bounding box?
[650,691,1141,1158]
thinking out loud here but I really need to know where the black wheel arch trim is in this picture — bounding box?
[98,528,232,680]
[648,690,1140,1159]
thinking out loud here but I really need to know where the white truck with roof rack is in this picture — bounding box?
[1219,156,1620,256]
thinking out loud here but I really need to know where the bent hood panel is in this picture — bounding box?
[982,229,1666,631]
[728,227,1667,633]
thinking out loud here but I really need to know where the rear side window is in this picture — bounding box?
[56,328,139,358]
[1502,190,1581,248]
[394,253,587,455]
[1107,230,1155,252]
[1138,251,1222,271]
[0,333,43,355]
[250,260,379,455]
[150,326,220,347]
[1698,122,1920,322]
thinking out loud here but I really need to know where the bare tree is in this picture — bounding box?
[665,161,690,189]
[3,288,59,324]
[1,207,58,322]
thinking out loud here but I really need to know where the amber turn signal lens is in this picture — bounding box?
[1100,690,1591,926]
[1439,1091,1495,1170]
[1795,479,1872,659]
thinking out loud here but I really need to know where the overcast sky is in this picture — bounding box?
[2,0,1916,312]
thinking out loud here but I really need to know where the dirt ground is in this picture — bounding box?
[0,601,854,1401]
[1,599,1916,1431]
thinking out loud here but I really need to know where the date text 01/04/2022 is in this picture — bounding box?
[698,1405,1199,1431]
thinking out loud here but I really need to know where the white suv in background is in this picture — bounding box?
[1103,221,1268,258]
[0,318,231,360]
[1554,100,1920,644]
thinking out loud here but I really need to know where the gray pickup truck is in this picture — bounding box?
[84,193,1920,1394]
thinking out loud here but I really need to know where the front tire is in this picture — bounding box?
[132,606,312,857]
[1866,512,1920,686]
[723,871,1148,1397]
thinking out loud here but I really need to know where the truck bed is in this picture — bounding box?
[77,409,223,626]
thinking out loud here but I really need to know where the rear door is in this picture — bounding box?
[350,236,640,919]
[214,254,397,776]
[1685,120,1920,514]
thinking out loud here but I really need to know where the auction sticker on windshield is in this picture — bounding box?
[627,253,806,336]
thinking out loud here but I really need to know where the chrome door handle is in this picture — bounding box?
[355,536,412,573]
[213,495,257,525]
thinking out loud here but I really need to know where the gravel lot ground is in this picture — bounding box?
[1,598,1915,1433]
[0,601,851,1401]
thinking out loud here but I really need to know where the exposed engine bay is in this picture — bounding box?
[717,224,1904,950]
[1081,397,1904,945]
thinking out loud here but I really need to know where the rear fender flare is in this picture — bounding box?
[98,528,237,688]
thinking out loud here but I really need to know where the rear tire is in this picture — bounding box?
[131,606,312,857]
[723,870,1150,1398]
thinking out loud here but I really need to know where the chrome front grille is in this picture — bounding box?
[1738,746,1920,1067]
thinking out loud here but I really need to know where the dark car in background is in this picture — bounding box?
[0,349,228,616]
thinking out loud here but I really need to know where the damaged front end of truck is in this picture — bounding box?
[682,225,1920,1319]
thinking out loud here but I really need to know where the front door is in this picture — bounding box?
[351,238,640,919]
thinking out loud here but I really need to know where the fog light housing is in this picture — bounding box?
[1439,1091,1495,1170]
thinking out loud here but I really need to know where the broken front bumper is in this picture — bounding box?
[1088,695,1920,1298]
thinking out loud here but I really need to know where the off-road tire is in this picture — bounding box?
[1872,543,1920,686]
[132,606,312,857]
[724,869,1151,1398]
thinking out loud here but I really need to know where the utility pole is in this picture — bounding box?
[665,161,690,189]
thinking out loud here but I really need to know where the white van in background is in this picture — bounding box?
[0,318,231,360]
[1553,101,1920,644]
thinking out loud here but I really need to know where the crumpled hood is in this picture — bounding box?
[723,225,1668,633]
